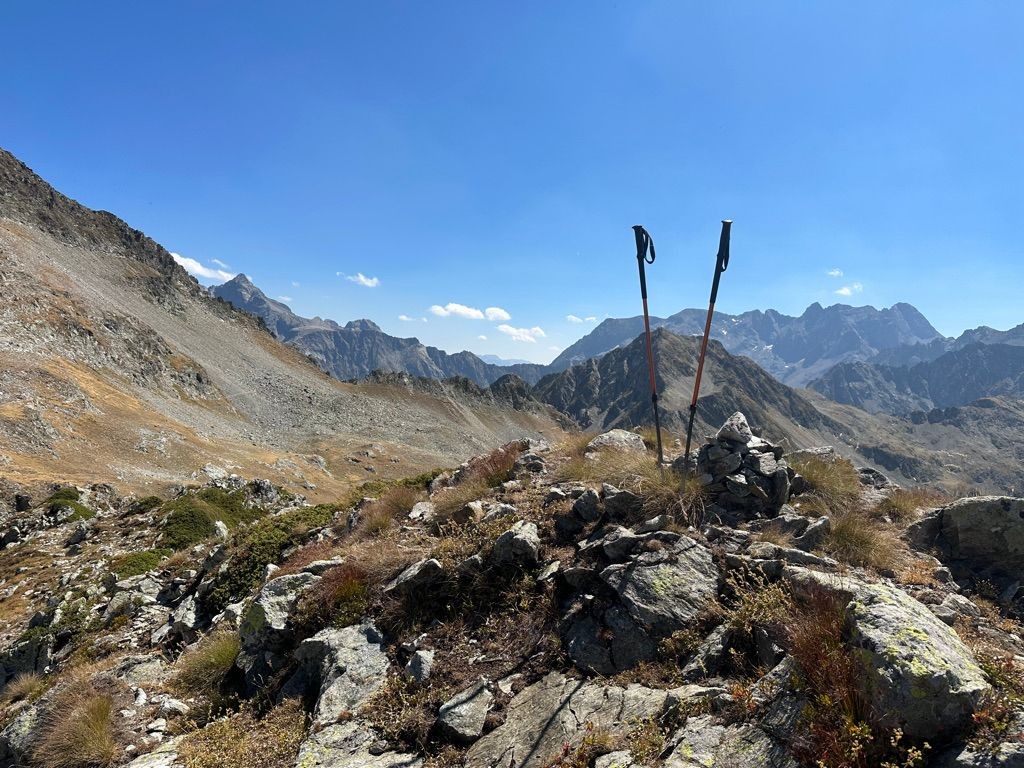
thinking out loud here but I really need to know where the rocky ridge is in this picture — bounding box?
[1,415,1022,767]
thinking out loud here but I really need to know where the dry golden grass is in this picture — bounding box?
[555,431,598,459]
[431,478,490,522]
[32,688,122,768]
[788,455,862,515]
[872,487,948,524]
[555,450,706,524]
[820,510,900,571]
[357,484,423,538]
[1,672,47,705]
[540,722,619,768]
[756,527,795,548]
[178,699,307,768]
[293,563,370,633]
[171,632,241,699]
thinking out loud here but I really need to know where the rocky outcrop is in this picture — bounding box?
[236,572,320,687]
[785,567,990,741]
[465,672,676,768]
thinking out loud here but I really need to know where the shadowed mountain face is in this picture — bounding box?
[809,343,1024,415]
[549,302,942,386]
[211,275,547,386]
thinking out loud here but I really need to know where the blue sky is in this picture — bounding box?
[5,2,1024,363]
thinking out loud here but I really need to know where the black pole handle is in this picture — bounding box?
[632,225,655,298]
[709,219,732,304]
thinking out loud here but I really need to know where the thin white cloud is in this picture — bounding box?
[478,335,488,341]
[485,307,511,321]
[430,302,485,320]
[497,324,546,343]
[277,295,293,303]
[548,345,561,352]
[585,316,597,323]
[827,268,844,278]
[566,314,583,324]
[835,282,864,297]
[398,314,427,323]
[341,272,380,288]
[291,281,300,288]
[211,258,231,269]
[171,252,235,282]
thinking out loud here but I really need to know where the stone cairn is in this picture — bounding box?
[691,412,793,522]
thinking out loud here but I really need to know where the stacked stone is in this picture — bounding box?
[694,412,792,519]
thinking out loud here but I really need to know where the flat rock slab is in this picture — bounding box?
[663,714,796,768]
[587,429,647,453]
[600,536,719,636]
[465,672,672,768]
[296,721,423,768]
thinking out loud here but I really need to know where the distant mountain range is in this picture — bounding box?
[809,342,1024,415]
[211,275,548,386]
[550,302,943,386]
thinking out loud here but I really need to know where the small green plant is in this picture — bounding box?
[129,495,164,514]
[361,674,438,750]
[202,504,338,614]
[45,487,94,521]
[160,487,267,550]
[108,548,172,578]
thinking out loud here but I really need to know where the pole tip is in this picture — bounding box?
[721,219,733,224]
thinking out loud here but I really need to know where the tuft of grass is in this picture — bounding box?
[32,690,121,768]
[293,564,370,634]
[160,487,267,550]
[178,699,307,768]
[46,486,81,503]
[45,487,95,521]
[358,485,422,537]
[872,487,948,524]
[1,671,48,705]
[637,426,671,452]
[460,442,522,487]
[431,479,490,523]
[171,632,241,700]
[820,510,899,570]
[556,451,706,525]
[789,455,862,515]
[108,548,172,578]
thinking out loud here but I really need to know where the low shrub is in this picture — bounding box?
[109,548,172,578]
[171,632,241,699]
[293,564,370,634]
[202,504,338,614]
[129,495,164,514]
[786,583,928,767]
[160,487,267,550]
[178,699,307,768]
[361,675,438,750]
[43,487,95,521]
[32,690,121,768]
[460,442,522,487]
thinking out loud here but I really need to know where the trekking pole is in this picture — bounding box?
[632,225,665,467]
[683,220,732,475]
